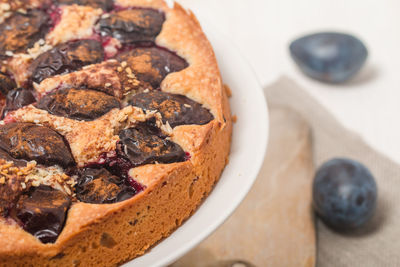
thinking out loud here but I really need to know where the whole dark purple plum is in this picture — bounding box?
[290,32,368,83]
[313,158,377,231]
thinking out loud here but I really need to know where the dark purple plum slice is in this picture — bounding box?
[0,10,51,57]
[75,168,136,204]
[55,0,114,11]
[128,91,213,128]
[29,39,104,84]
[37,88,120,121]
[119,122,186,166]
[116,46,188,89]
[11,185,71,243]
[98,8,165,44]
[0,0,53,11]
[2,88,36,118]
[0,148,28,167]
[0,122,75,167]
[0,72,17,96]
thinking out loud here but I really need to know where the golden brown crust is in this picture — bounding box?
[0,0,232,266]
[46,5,102,46]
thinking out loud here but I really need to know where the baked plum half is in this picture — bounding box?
[0,10,51,57]
[0,148,28,167]
[75,168,137,204]
[0,72,17,96]
[29,39,104,84]
[128,91,213,128]
[116,46,188,90]
[119,122,186,166]
[0,72,16,113]
[10,185,71,243]
[87,121,186,186]
[98,8,165,44]
[55,0,114,11]
[37,88,120,121]
[0,122,75,168]
[2,88,36,118]
[0,0,53,11]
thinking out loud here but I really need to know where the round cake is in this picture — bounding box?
[0,0,232,266]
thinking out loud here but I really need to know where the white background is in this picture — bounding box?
[179,0,400,164]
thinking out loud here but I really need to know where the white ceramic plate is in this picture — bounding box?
[124,14,269,267]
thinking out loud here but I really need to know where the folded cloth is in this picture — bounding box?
[266,77,399,267]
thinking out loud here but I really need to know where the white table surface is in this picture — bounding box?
[178,0,400,164]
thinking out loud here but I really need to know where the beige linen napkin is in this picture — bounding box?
[173,76,399,266]
[267,77,399,267]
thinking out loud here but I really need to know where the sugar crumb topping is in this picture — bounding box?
[27,39,53,59]
[0,160,36,181]
[25,165,76,195]
[0,159,75,196]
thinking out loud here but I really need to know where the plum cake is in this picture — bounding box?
[0,0,232,266]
